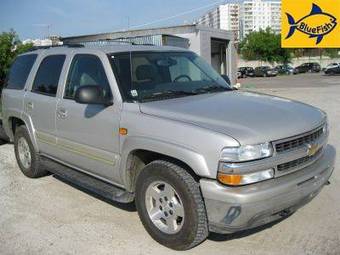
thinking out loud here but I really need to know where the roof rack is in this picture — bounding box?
[28,43,84,51]
[78,38,156,47]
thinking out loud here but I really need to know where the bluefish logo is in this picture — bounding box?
[285,4,337,45]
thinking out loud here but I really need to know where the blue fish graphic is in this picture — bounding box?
[285,4,337,45]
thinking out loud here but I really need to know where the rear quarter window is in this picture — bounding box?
[4,54,38,90]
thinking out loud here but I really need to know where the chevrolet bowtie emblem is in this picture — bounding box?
[307,144,319,157]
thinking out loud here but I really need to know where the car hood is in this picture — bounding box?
[139,91,325,145]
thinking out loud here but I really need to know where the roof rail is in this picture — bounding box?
[28,43,84,51]
[79,38,156,47]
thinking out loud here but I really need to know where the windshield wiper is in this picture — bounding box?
[194,85,232,94]
[141,90,197,102]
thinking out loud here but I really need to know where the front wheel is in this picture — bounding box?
[135,160,208,250]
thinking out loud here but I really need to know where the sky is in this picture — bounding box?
[0,0,247,40]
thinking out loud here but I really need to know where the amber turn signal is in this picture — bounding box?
[217,168,274,186]
[217,172,242,186]
[119,128,128,136]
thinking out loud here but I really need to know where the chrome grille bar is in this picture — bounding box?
[275,126,324,153]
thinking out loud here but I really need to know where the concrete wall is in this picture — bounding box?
[238,57,340,68]
[199,29,237,84]
[176,29,237,85]
[174,32,201,54]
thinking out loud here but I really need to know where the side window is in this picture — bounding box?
[109,54,132,100]
[65,54,111,99]
[32,55,66,97]
[5,54,37,90]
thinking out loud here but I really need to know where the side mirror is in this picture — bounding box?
[221,74,231,84]
[75,85,113,106]
[221,74,239,90]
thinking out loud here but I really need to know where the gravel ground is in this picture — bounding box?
[0,74,339,255]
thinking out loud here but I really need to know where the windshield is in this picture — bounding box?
[109,51,231,102]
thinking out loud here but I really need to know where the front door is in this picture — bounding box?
[55,54,120,183]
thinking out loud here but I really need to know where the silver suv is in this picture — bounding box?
[1,44,335,250]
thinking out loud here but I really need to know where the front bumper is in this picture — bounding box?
[200,145,336,234]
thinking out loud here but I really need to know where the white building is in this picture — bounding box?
[22,36,62,47]
[22,38,53,46]
[197,0,281,41]
[242,0,281,38]
[198,4,241,41]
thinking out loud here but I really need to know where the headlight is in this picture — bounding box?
[217,169,274,186]
[323,119,329,134]
[220,142,273,162]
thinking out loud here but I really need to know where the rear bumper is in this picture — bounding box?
[267,73,278,76]
[200,145,336,234]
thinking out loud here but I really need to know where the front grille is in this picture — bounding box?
[275,127,324,153]
[277,148,322,172]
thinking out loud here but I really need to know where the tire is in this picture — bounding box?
[135,160,208,250]
[14,126,48,178]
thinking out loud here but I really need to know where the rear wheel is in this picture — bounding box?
[14,126,48,178]
[135,160,208,250]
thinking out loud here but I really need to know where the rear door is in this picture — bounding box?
[24,54,66,156]
[1,54,37,130]
[55,53,121,183]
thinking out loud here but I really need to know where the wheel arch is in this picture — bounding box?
[120,137,210,192]
[6,115,39,152]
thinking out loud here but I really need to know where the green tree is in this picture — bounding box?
[0,30,33,85]
[323,48,340,58]
[239,28,292,64]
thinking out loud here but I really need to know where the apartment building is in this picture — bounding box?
[197,0,281,41]
[197,4,240,41]
[242,0,281,37]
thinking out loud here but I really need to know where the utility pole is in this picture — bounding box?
[41,24,51,39]
[47,24,51,38]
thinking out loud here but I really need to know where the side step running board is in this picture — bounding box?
[41,156,134,203]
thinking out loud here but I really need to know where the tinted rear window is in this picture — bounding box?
[5,54,37,90]
[32,55,65,97]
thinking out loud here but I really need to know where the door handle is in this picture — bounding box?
[57,108,68,119]
[26,102,34,111]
